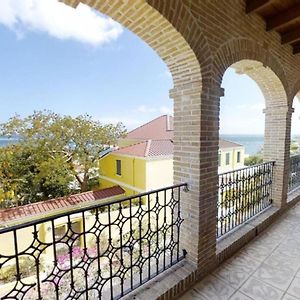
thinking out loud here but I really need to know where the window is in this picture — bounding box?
[237,151,241,163]
[218,154,221,167]
[116,159,121,175]
[226,153,230,165]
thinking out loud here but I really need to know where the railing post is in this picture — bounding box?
[263,105,293,208]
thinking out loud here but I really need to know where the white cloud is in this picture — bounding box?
[136,105,156,113]
[159,106,172,114]
[97,116,146,131]
[135,105,173,115]
[159,69,172,80]
[0,0,123,46]
[249,103,265,111]
[163,70,172,78]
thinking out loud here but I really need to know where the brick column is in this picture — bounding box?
[171,80,221,275]
[264,105,293,208]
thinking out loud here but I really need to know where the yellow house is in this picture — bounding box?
[218,139,245,174]
[99,115,246,195]
[99,115,174,196]
[99,140,173,195]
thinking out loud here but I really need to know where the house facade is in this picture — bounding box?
[100,116,245,195]
[99,116,174,195]
[218,139,245,173]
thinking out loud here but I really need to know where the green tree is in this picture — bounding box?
[244,154,263,166]
[0,111,126,205]
[290,140,299,154]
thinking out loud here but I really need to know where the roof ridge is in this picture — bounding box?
[127,115,169,135]
[219,138,243,147]
[113,140,148,152]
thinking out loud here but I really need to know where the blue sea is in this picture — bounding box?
[0,136,19,148]
[0,135,298,156]
[220,134,264,155]
[221,134,300,155]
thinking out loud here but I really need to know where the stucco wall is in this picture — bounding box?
[99,153,146,195]
[146,158,173,190]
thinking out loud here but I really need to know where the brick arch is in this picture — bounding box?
[213,38,288,107]
[60,0,209,269]
[61,0,203,89]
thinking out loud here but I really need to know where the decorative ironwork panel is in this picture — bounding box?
[0,184,187,300]
[217,162,274,238]
[288,154,300,193]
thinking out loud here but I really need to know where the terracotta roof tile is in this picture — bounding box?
[114,141,148,157]
[127,115,174,140]
[147,140,173,156]
[0,186,125,223]
[113,139,173,157]
[124,116,244,155]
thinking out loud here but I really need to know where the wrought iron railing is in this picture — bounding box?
[217,161,274,238]
[0,184,187,300]
[288,154,300,193]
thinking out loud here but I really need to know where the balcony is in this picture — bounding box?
[180,201,300,300]
[2,0,300,299]
[1,161,299,299]
[0,184,187,299]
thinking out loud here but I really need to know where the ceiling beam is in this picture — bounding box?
[293,43,300,54]
[282,28,300,44]
[267,4,300,31]
[246,0,270,14]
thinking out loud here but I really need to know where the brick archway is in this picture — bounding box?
[61,0,203,89]
[61,0,209,270]
[214,38,291,208]
[213,38,289,107]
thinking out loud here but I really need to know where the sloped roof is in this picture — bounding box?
[127,115,173,140]
[114,115,244,158]
[0,186,125,223]
[114,139,173,157]
[219,138,243,149]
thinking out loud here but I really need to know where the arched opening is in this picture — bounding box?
[289,94,300,193]
[62,0,206,271]
[61,0,201,87]
[220,65,265,172]
[217,59,288,237]
[0,1,203,299]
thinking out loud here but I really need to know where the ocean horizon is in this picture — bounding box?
[0,136,20,148]
[1,134,299,156]
[220,134,264,155]
[221,134,300,155]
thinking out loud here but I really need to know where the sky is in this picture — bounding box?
[0,0,299,135]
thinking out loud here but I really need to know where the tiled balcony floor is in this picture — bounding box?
[180,202,300,300]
